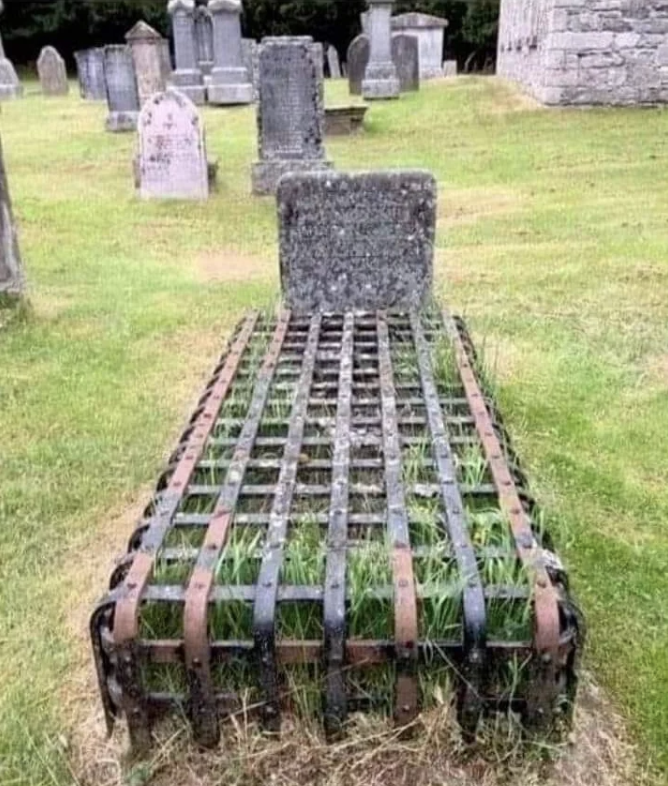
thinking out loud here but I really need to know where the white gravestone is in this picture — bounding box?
[137,90,209,200]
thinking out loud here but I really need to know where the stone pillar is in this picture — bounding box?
[362,0,399,100]
[0,1,22,101]
[126,21,166,105]
[208,0,253,105]
[103,45,140,132]
[168,0,206,105]
[0,134,25,300]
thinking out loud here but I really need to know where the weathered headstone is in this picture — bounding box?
[347,34,369,96]
[194,3,214,75]
[75,48,106,100]
[252,37,332,196]
[362,0,400,100]
[392,33,419,92]
[137,90,209,200]
[208,0,253,105]
[168,0,206,106]
[391,13,449,80]
[126,21,166,105]
[443,59,457,78]
[0,1,22,101]
[327,45,341,78]
[0,135,25,299]
[278,171,435,313]
[37,46,69,96]
[160,40,172,82]
[104,45,140,132]
[242,38,259,101]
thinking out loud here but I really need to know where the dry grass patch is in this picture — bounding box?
[438,187,526,228]
[193,248,275,284]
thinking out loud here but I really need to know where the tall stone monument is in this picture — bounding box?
[391,13,449,80]
[278,171,435,313]
[126,21,166,105]
[0,136,25,300]
[137,91,209,200]
[252,37,332,196]
[208,0,253,105]
[194,3,214,74]
[37,46,69,96]
[168,0,206,105]
[0,1,22,101]
[362,0,399,100]
[104,45,140,132]
[75,48,106,100]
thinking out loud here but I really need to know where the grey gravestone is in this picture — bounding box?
[126,21,166,105]
[137,90,209,200]
[242,38,259,101]
[168,0,205,106]
[278,170,435,313]
[391,13,448,80]
[0,135,25,298]
[37,46,69,96]
[362,0,399,100]
[360,11,371,36]
[392,34,419,92]
[347,34,369,96]
[327,45,341,78]
[75,48,106,100]
[160,40,172,82]
[104,45,140,132]
[443,59,457,77]
[194,4,214,75]
[252,37,332,196]
[0,2,21,101]
[208,0,253,105]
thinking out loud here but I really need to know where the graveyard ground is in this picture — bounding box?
[0,77,666,786]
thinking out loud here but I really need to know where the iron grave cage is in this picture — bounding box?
[91,307,582,752]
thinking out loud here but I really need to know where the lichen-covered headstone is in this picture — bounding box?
[278,171,435,313]
[362,0,400,100]
[38,46,69,96]
[0,136,25,299]
[392,34,419,92]
[103,45,140,132]
[347,34,369,96]
[75,48,106,100]
[137,90,209,200]
[126,21,166,105]
[252,37,332,196]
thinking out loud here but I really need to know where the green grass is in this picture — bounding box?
[0,76,667,783]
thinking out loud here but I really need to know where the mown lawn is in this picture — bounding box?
[0,77,667,785]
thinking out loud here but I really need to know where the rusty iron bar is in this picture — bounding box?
[376,313,419,726]
[253,314,322,730]
[323,313,354,737]
[441,311,562,728]
[410,313,487,737]
[184,311,291,748]
[109,312,259,750]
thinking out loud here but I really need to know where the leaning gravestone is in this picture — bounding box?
[392,34,419,92]
[252,37,331,196]
[38,46,69,96]
[126,21,166,105]
[327,45,341,78]
[104,45,140,132]
[75,48,106,100]
[278,171,435,313]
[0,135,25,299]
[137,90,209,200]
[347,34,369,96]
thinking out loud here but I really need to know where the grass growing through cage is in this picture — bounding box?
[347,534,393,640]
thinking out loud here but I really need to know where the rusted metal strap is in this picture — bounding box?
[184,311,291,748]
[410,312,487,737]
[253,314,322,730]
[376,313,419,727]
[323,312,355,738]
[111,311,258,751]
[441,311,561,725]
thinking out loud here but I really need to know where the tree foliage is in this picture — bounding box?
[1,0,499,71]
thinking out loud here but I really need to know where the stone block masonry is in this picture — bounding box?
[497,0,668,105]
